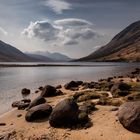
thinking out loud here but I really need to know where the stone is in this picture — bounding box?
[111,82,131,97]
[64,81,83,90]
[49,99,79,127]
[28,96,46,109]
[21,88,30,95]
[118,101,140,133]
[25,103,52,122]
[55,85,62,89]
[41,85,57,97]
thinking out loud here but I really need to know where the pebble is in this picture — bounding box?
[0,123,6,126]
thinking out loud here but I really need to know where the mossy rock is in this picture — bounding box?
[76,91,101,102]
[97,97,124,106]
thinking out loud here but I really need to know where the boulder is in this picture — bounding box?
[64,81,83,90]
[111,82,131,97]
[21,88,30,95]
[28,96,46,109]
[41,85,57,97]
[49,99,79,127]
[118,101,140,133]
[25,103,52,122]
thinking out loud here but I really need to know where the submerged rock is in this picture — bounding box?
[21,88,30,95]
[118,101,140,133]
[25,103,52,122]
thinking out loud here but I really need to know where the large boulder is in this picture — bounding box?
[41,85,57,97]
[118,101,140,133]
[64,81,83,90]
[28,96,46,109]
[111,82,131,97]
[25,103,52,122]
[49,99,79,127]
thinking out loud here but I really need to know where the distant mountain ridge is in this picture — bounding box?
[28,51,72,62]
[77,20,140,62]
[0,40,72,62]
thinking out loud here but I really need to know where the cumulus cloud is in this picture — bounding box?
[22,21,59,41]
[45,0,71,14]
[0,27,8,36]
[22,18,101,46]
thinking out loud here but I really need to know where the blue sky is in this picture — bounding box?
[0,0,140,58]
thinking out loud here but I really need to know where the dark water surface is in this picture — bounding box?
[0,62,139,115]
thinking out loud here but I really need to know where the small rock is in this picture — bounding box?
[21,88,30,95]
[0,123,6,126]
[17,114,22,117]
[110,107,119,111]
[55,85,62,89]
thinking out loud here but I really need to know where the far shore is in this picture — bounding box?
[0,63,121,67]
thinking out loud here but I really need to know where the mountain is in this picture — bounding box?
[26,53,54,62]
[28,51,72,62]
[0,40,54,62]
[77,21,140,62]
[0,40,35,62]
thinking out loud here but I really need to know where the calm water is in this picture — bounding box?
[0,62,140,115]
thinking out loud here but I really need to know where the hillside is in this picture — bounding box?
[0,40,55,62]
[77,21,140,62]
[0,40,35,62]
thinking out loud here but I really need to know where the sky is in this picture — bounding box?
[0,0,140,58]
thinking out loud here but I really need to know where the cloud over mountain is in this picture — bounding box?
[22,18,100,46]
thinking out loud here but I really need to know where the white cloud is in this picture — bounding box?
[0,27,8,36]
[45,0,71,14]
[22,21,59,41]
[22,18,101,46]
[54,18,93,27]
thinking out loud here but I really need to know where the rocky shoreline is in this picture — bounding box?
[0,68,140,140]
